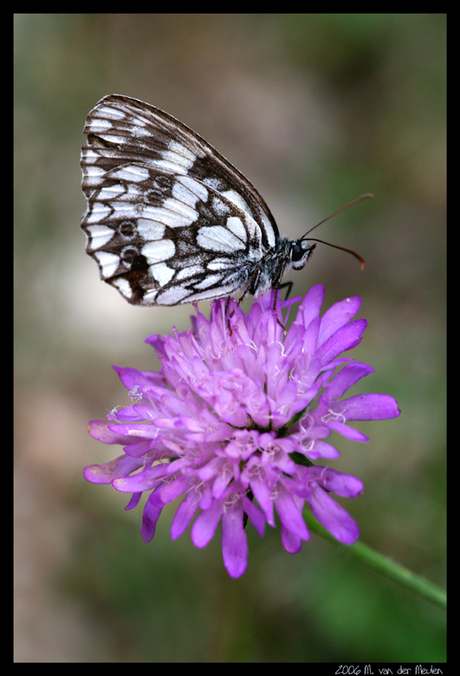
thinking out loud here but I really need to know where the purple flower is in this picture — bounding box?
[84,286,400,578]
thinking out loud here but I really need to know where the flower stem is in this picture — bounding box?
[303,510,446,610]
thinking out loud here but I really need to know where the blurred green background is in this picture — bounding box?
[14,14,445,662]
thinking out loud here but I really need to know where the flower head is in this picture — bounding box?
[84,286,400,578]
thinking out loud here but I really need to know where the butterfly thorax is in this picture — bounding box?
[249,237,316,296]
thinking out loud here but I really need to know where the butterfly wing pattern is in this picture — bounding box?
[81,94,315,306]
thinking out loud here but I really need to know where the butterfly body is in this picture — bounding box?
[81,95,315,306]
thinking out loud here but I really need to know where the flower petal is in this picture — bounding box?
[318,295,361,345]
[112,463,170,492]
[275,490,309,541]
[87,420,135,446]
[326,419,370,442]
[221,508,248,578]
[171,491,200,540]
[298,284,324,328]
[83,455,144,484]
[308,466,364,498]
[141,490,165,543]
[308,483,360,544]
[315,319,367,366]
[326,362,374,399]
[281,525,304,553]
[191,500,223,548]
[242,495,265,538]
[339,393,401,420]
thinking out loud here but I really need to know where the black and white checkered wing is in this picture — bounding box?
[81,94,280,305]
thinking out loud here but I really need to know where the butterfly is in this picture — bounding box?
[81,94,365,308]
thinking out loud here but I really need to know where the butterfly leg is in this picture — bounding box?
[225,268,261,333]
[278,280,293,300]
[270,255,292,330]
[225,295,234,334]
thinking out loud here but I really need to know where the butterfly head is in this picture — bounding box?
[290,240,316,270]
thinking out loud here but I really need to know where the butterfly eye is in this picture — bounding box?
[290,241,315,270]
[291,242,304,262]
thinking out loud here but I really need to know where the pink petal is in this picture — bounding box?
[221,508,248,578]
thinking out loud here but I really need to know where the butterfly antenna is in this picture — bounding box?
[300,193,373,270]
[306,238,366,270]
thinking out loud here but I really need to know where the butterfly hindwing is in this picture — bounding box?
[81,95,319,307]
[81,95,284,305]
[82,169,265,305]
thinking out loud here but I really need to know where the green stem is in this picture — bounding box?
[303,510,446,610]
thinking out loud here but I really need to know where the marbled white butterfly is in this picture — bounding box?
[81,94,364,307]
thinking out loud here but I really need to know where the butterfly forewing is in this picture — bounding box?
[81,95,285,306]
